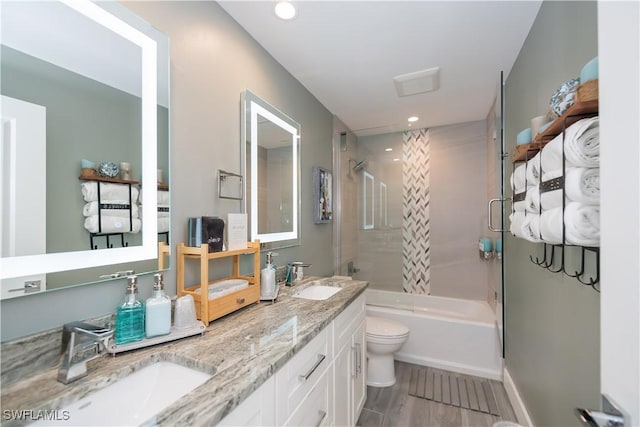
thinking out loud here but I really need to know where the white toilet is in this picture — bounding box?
[365,316,410,387]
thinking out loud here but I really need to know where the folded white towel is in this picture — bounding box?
[526,153,542,185]
[525,185,541,213]
[83,201,139,218]
[540,117,599,172]
[81,182,139,203]
[540,167,600,210]
[522,214,542,243]
[513,189,527,212]
[509,211,526,238]
[512,164,526,192]
[538,203,600,246]
[158,217,170,233]
[84,215,142,234]
[158,190,170,205]
[157,205,170,218]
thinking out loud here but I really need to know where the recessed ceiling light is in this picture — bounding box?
[393,158,400,162]
[408,116,419,123]
[385,148,393,152]
[275,1,297,20]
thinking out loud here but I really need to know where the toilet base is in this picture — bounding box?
[366,353,396,387]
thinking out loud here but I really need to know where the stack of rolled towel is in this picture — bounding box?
[509,117,600,246]
[81,182,141,234]
[158,190,170,233]
[539,117,600,246]
[509,153,543,243]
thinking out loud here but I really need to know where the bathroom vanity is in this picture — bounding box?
[0,277,367,426]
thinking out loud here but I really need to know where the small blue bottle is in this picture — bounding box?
[115,275,145,344]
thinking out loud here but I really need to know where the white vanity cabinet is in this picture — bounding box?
[217,292,366,427]
[333,294,367,427]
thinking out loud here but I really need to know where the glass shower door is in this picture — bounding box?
[487,72,506,356]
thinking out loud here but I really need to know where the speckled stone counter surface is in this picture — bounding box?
[1,277,367,426]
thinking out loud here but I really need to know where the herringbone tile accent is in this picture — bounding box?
[402,128,431,295]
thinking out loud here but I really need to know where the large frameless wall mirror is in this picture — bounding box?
[0,0,170,299]
[242,90,301,249]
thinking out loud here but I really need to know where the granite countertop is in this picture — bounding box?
[1,276,368,426]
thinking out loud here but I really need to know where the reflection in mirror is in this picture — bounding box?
[380,182,388,227]
[363,171,374,230]
[242,90,300,249]
[0,0,170,299]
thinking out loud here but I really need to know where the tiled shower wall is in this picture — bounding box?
[334,120,489,301]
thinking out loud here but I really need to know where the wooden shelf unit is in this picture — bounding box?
[511,100,599,163]
[177,241,261,324]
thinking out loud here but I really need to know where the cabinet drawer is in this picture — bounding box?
[333,293,365,353]
[284,369,331,427]
[276,328,330,423]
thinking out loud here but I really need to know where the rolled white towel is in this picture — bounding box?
[157,205,170,218]
[540,117,599,172]
[513,189,527,212]
[540,167,600,210]
[538,203,600,246]
[525,185,541,213]
[84,215,142,234]
[539,208,563,244]
[83,201,139,218]
[565,202,600,246]
[509,211,526,238]
[525,153,541,185]
[81,182,139,203]
[512,164,526,191]
[158,217,170,233]
[566,167,600,205]
[522,214,542,243]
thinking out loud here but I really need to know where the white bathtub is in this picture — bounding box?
[365,289,503,380]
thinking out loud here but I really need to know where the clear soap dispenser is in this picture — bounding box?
[145,273,171,338]
[115,275,145,344]
[260,252,277,299]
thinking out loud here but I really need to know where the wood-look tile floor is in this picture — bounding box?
[357,361,518,427]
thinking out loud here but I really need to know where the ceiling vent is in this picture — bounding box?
[393,67,440,97]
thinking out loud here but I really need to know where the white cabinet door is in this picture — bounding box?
[334,343,352,427]
[217,376,275,426]
[352,319,367,419]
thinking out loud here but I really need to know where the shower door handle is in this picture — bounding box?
[488,198,510,232]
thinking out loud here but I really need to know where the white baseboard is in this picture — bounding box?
[394,352,503,381]
[503,366,533,427]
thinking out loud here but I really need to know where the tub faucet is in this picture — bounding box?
[286,262,312,286]
[57,321,114,384]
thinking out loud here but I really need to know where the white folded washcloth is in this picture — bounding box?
[512,164,526,192]
[538,203,600,246]
[81,182,139,203]
[83,201,139,218]
[84,215,142,234]
[525,185,541,213]
[540,117,599,172]
[525,153,541,185]
[540,167,600,210]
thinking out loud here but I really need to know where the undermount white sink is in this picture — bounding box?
[31,361,212,426]
[293,285,342,301]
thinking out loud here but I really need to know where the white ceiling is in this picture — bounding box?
[218,1,542,136]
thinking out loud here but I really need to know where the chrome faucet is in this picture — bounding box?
[57,321,114,384]
[286,262,312,286]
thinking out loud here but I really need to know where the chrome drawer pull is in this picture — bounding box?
[356,342,362,374]
[299,354,326,381]
[315,410,327,427]
[352,345,357,379]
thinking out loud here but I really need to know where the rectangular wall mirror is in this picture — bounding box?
[242,90,300,249]
[0,0,170,298]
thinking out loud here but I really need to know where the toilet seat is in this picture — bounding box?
[366,316,409,339]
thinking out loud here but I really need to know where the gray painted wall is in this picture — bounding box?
[1,1,333,341]
[504,2,600,426]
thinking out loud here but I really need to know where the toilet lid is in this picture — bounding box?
[366,316,409,338]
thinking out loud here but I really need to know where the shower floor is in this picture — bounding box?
[357,361,517,427]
